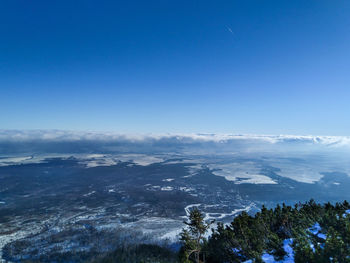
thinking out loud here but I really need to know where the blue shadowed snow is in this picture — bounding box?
[310,243,315,252]
[309,222,321,235]
[262,253,275,262]
[342,210,350,218]
[317,233,326,240]
[308,222,326,241]
[283,238,294,262]
[243,222,330,263]
[232,247,243,257]
[260,239,294,263]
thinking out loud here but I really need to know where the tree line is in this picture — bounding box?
[94,199,350,262]
[180,199,350,263]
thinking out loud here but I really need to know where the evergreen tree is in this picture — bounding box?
[179,207,211,263]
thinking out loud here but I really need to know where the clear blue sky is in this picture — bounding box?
[1,1,349,135]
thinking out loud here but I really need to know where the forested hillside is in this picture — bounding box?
[97,200,350,263]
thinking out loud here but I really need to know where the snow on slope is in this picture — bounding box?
[209,162,277,184]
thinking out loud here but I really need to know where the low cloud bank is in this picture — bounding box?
[0,130,349,155]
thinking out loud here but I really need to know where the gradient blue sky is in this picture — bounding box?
[1,1,350,135]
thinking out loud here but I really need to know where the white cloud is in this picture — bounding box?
[0,130,349,148]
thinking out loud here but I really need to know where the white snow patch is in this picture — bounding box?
[179,187,194,192]
[83,191,96,197]
[183,203,254,221]
[0,156,32,163]
[121,217,184,241]
[161,186,173,191]
[86,154,105,158]
[85,159,118,168]
[117,154,163,166]
[162,178,174,182]
[160,228,183,240]
[209,162,277,184]
[81,154,163,168]
[203,204,254,221]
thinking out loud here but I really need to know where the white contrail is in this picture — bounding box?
[226,26,234,35]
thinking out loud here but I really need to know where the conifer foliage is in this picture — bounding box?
[96,200,350,263]
[180,200,350,263]
[179,207,212,263]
